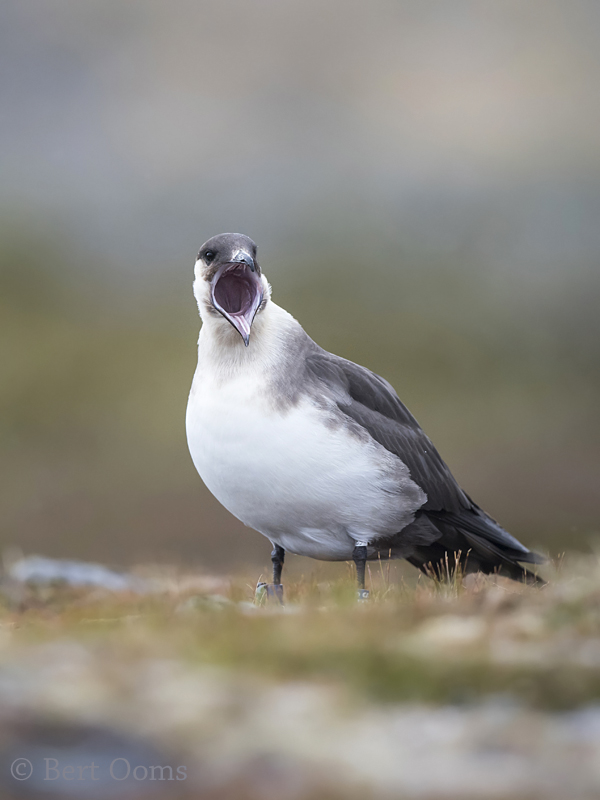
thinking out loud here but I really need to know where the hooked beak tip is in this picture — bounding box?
[232,250,255,272]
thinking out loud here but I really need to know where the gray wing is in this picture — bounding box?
[305,347,470,514]
[304,345,543,577]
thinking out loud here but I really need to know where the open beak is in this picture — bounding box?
[211,252,263,346]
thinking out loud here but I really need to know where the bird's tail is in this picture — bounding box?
[383,506,545,585]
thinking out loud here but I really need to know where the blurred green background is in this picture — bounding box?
[1,1,598,570]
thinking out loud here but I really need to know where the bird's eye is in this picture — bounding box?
[204,250,216,264]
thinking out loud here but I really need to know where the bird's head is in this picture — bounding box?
[193,233,269,346]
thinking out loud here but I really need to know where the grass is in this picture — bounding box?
[3,551,600,712]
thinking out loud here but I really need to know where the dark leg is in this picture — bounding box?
[271,544,285,584]
[255,545,285,605]
[352,544,369,599]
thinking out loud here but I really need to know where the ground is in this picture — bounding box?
[2,553,600,798]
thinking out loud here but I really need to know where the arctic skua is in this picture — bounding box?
[186,233,543,598]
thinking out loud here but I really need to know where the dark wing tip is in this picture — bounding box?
[519,549,547,566]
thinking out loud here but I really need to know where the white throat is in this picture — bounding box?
[194,279,300,379]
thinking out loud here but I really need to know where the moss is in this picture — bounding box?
[5,555,600,711]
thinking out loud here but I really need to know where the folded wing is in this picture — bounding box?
[305,347,544,582]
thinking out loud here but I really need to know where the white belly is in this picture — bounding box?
[186,367,423,560]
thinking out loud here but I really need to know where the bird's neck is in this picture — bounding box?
[196,301,301,378]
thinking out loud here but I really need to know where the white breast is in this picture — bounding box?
[187,376,423,560]
[185,304,425,560]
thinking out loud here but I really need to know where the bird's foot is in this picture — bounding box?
[357,589,370,601]
[255,582,284,605]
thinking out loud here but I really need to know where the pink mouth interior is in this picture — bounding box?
[213,266,257,315]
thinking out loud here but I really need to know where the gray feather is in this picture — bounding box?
[302,341,543,578]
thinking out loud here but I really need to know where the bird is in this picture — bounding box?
[186,233,543,599]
